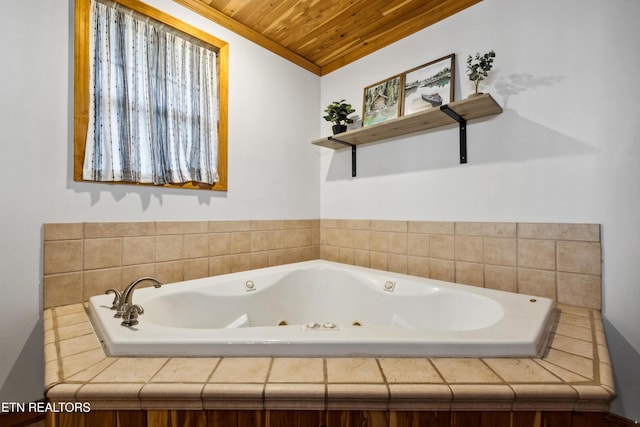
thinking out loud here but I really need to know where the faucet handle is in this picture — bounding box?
[121,304,144,327]
[104,289,122,310]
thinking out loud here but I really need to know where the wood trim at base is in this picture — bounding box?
[43,409,638,427]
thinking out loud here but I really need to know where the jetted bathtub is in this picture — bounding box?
[88,260,554,357]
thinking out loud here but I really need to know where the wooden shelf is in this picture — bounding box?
[312,93,502,150]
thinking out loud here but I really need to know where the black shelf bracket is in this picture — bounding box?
[440,105,467,164]
[328,136,357,177]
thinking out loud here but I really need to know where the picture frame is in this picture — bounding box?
[362,74,402,127]
[401,53,455,116]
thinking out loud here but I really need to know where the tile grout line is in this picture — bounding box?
[589,310,602,385]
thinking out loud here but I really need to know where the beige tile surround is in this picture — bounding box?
[321,220,602,309]
[43,220,611,411]
[44,220,601,310]
[43,220,320,308]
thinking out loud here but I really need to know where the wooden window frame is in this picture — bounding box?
[74,0,228,191]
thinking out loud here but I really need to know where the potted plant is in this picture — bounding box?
[466,50,496,97]
[323,99,356,134]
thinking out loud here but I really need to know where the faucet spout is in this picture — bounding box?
[115,277,162,318]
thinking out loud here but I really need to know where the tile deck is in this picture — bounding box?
[44,303,615,411]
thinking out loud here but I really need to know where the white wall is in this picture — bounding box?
[319,0,640,420]
[0,0,319,402]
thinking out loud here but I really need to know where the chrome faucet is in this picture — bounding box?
[121,304,145,327]
[105,277,162,318]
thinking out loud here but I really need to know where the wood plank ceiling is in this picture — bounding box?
[174,0,482,75]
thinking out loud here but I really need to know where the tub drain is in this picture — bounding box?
[277,320,288,326]
[352,321,362,326]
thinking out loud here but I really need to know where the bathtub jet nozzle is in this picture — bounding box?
[303,322,339,331]
[244,280,256,292]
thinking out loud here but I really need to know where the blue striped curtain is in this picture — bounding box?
[83,0,219,185]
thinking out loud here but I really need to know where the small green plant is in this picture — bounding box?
[466,50,496,94]
[323,99,356,126]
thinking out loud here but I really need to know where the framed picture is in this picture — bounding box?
[402,54,455,116]
[362,75,402,127]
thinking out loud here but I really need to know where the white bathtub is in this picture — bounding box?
[88,260,554,357]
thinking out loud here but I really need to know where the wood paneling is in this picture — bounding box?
[390,410,452,427]
[175,0,482,75]
[0,409,45,427]
[45,410,637,427]
[147,410,207,427]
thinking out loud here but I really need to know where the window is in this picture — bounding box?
[74,0,228,190]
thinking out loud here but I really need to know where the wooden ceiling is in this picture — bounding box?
[173,0,481,75]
